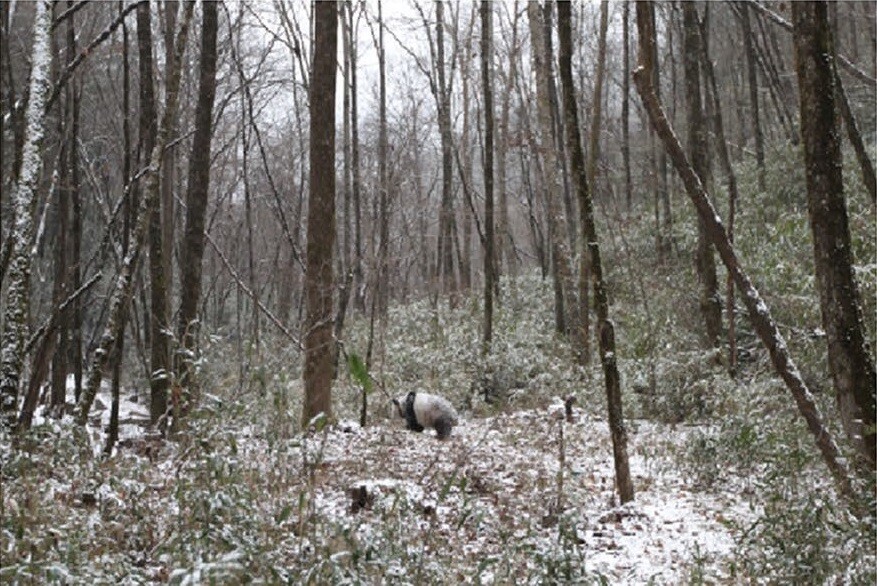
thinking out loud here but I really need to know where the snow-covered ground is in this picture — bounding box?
[260,403,760,583]
[6,387,868,584]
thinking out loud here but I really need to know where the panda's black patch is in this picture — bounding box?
[403,391,424,433]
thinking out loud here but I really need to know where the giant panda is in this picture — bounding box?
[392,391,459,440]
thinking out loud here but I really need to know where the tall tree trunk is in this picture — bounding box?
[51,1,80,413]
[458,9,474,293]
[682,2,722,349]
[145,0,172,427]
[341,0,352,292]
[558,0,633,505]
[76,1,195,429]
[161,1,176,307]
[136,0,158,410]
[578,0,609,367]
[543,2,575,257]
[348,2,364,313]
[377,0,389,318]
[739,2,765,191]
[107,0,131,455]
[436,0,457,304]
[622,2,632,211]
[633,1,859,506]
[0,0,50,426]
[642,3,670,260]
[177,0,219,406]
[527,1,578,342]
[481,0,495,354]
[792,2,876,471]
[698,12,741,374]
[496,1,520,279]
[241,49,260,353]
[302,0,338,428]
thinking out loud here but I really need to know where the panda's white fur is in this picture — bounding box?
[392,391,459,440]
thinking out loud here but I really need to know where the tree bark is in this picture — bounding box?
[792,2,876,470]
[302,0,338,428]
[622,2,632,211]
[697,12,741,373]
[481,0,495,354]
[106,0,131,455]
[496,2,520,278]
[177,0,219,405]
[435,0,457,304]
[147,1,174,426]
[682,2,722,349]
[348,2,364,313]
[558,0,633,505]
[0,0,50,427]
[527,0,578,342]
[76,1,195,429]
[633,1,858,504]
[738,2,765,191]
[377,0,389,318]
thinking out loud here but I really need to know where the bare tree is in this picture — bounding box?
[682,2,722,349]
[578,0,609,367]
[633,1,858,505]
[376,0,389,318]
[792,1,876,471]
[495,2,521,277]
[527,0,578,342]
[558,0,633,505]
[481,0,495,354]
[148,1,175,429]
[737,2,765,191]
[76,1,195,429]
[621,2,632,211]
[301,0,338,428]
[177,0,219,410]
[0,0,50,427]
[697,10,741,373]
[435,0,457,303]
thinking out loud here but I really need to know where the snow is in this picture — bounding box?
[288,409,756,583]
[3,373,866,583]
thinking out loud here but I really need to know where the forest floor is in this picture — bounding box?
[302,407,759,584]
[7,386,763,584]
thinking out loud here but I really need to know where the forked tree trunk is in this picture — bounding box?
[558,1,633,505]
[633,1,858,505]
